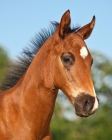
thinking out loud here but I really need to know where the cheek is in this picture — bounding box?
[54,58,66,86]
[54,60,74,89]
[64,70,74,82]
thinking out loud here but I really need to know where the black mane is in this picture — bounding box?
[0,22,80,91]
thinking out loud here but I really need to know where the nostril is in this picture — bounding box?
[84,99,93,111]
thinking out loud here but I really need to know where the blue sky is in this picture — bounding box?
[0,1,112,59]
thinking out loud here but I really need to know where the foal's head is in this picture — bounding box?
[46,10,98,117]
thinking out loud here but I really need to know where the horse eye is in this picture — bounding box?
[63,57,70,63]
[61,52,75,70]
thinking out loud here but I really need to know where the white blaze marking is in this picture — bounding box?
[92,87,98,111]
[92,97,98,111]
[80,46,88,59]
[93,87,96,96]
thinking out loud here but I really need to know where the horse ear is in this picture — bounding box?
[59,10,71,38]
[77,16,96,40]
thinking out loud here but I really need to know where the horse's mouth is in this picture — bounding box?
[75,108,96,117]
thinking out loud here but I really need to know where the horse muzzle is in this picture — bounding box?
[74,92,99,117]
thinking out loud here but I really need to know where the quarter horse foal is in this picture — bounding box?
[0,10,98,140]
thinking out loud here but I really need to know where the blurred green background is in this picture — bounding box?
[0,46,112,140]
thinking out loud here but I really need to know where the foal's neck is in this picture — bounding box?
[15,44,58,138]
